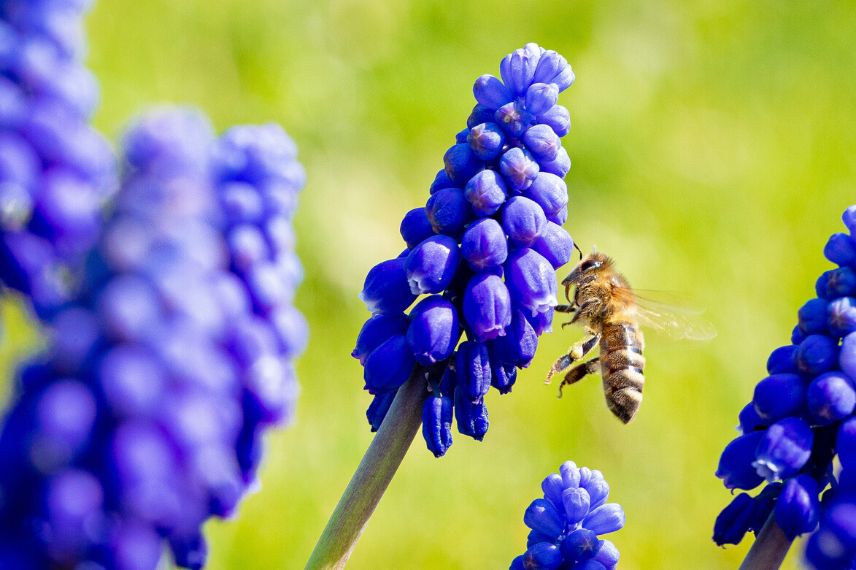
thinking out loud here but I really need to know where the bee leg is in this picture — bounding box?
[555,304,577,329]
[545,334,600,384]
[558,357,601,399]
[570,299,598,324]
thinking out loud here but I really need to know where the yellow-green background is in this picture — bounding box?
[3,1,856,568]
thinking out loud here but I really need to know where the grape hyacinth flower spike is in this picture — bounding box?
[511,461,624,570]
[309,43,576,570]
[356,41,575,457]
[713,205,856,569]
[0,108,307,569]
[0,0,115,317]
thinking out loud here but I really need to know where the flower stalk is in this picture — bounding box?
[739,513,792,570]
[306,374,427,569]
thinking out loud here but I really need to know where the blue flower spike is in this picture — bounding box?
[0,109,307,569]
[714,205,856,570]
[353,43,576,456]
[513,461,623,570]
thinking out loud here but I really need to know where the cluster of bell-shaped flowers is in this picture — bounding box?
[0,108,307,570]
[714,206,856,569]
[0,0,115,317]
[511,461,624,570]
[354,43,576,456]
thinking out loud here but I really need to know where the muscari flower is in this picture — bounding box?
[354,43,576,456]
[713,205,856,568]
[0,0,115,318]
[511,461,624,570]
[0,108,306,569]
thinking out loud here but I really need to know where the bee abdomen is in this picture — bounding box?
[600,323,645,423]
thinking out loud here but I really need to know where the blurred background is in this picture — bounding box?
[3,0,856,568]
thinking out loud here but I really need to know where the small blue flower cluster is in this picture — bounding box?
[714,206,856,569]
[355,43,576,456]
[0,109,306,569]
[0,0,115,317]
[511,461,624,570]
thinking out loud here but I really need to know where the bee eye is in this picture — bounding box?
[580,259,601,272]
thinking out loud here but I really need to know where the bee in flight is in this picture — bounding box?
[545,251,714,423]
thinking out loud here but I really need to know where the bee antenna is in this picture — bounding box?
[573,241,583,260]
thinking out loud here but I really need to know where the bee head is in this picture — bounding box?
[562,252,612,286]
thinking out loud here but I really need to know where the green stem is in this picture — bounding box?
[739,513,792,570]
[305,374,427,569]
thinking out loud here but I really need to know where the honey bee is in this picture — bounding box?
[545,251,714,423]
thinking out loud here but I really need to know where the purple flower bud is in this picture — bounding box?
[526,307,555,335]
[406,296,460,365]
[753,374,805,422]
[443,143,482,185]
[791,326,806,345]
[593,540,619,567]
[454,388,489,440]
[352,313,409,365]
[467,104,495,129]
[774,475,819,539]
[500,147,539,192]
[583,503,625,535]
[500,43,542,96]
[426,187,471,236]
[503,196,547,247]
[753,417,813,482]
[829,297,856,336]
[716,431,766,490]
[583,470,611,509]
[490,353,518,394]
[816,271,832,299]
[455,128,469,143]
[405,235,461,295]
[807,372,856,424]
[562,487,591,525]
[429,168,453,194]
[524,498,564,539]
[97,275,163,342]
[524,543,562,570]
[506,248,558,317]
[495,101,534,138]
[560,528,602,563]
[538,105,571,138]
[464,169,507,216]
[824,232,856,266]
[422,394,453,457]
[525,172,568,220]
[472,74,513,110]
[766,345,798,374]
[798,298,829,335]
[841,332,856,380]
[805,502,856,569]
[463,273,511,342]
[533,222,574,269]
[796,334,838,376]
[98,345,165,418]
[44,469,104,556]
[524,83,559,116]
[826,267,856,297]
[713,493,756,546]
[467,122,506,162]
[540,146,571,178]
[491,309,539,368]
[532,50,575,91]
[456,340,491,401]
[523,124,561,162]
[367,390,397,432]
[363,335,416,394]
[561,461,581,488]
[360,257,417,314]
[836,417,856,469]
[738,402,765,433]
[461,218,508,271]
[399,207,434,248]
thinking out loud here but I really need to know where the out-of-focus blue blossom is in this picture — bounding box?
[0,0,115,318]
[354,44,576,456]
[714,205,856,569]
[0,109,306,569]
[511,461,624,570]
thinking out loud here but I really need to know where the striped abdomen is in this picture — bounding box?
[599,321,645,423]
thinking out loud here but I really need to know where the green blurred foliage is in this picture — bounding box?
[5,0,856,567]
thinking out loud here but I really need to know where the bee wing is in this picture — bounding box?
[614,287,717,341]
